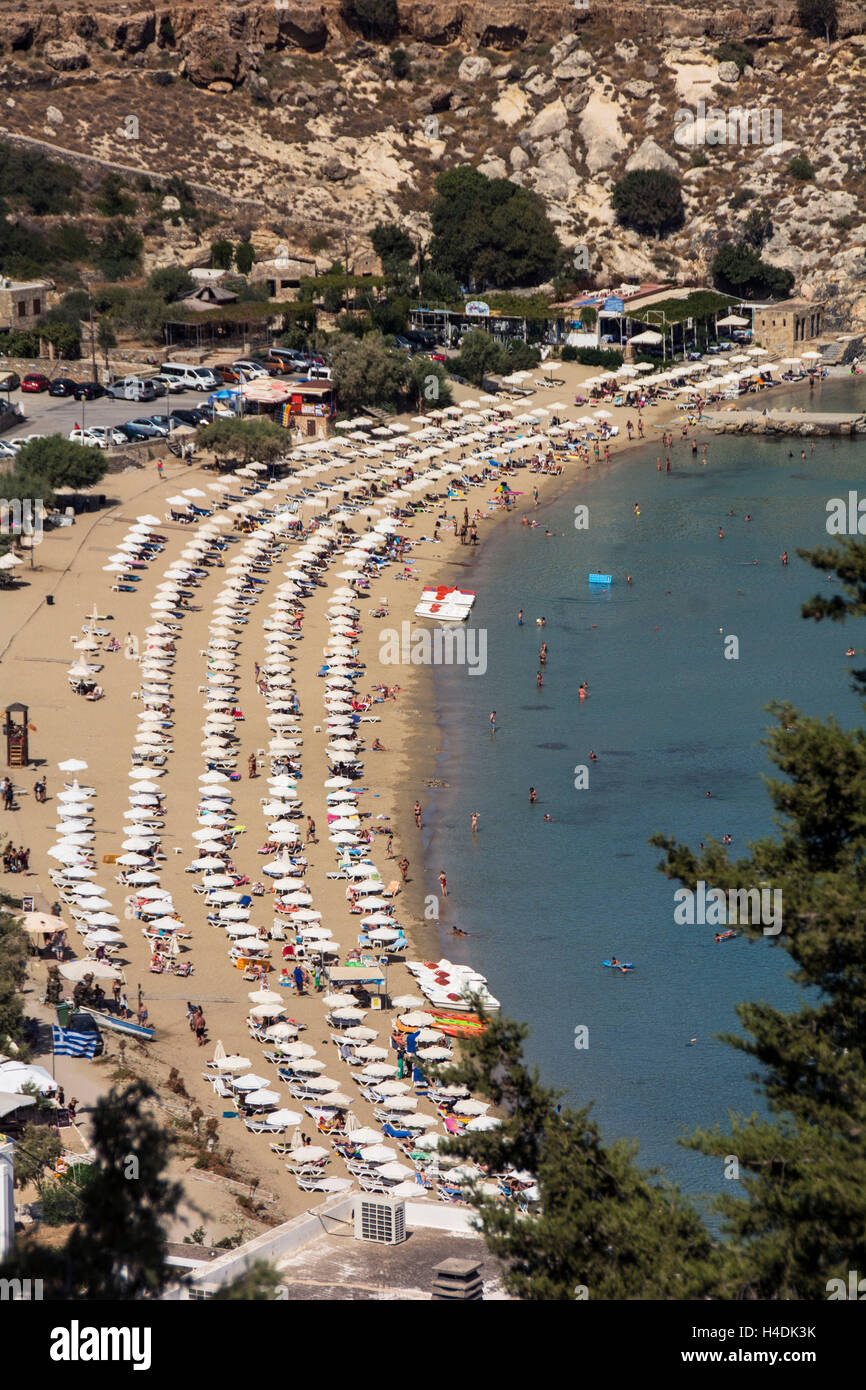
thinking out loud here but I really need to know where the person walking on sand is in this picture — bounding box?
[386,831,394,857]
[413,800,422,829]
[439,869,448,897]
[248,752,257,778]
[156,458,164,478]
[306,816,317,844]
[399,856,410,882]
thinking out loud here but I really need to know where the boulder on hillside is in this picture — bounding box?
[716,61,741,83]
[458,55,492,83]
[623,79,653,99]
[181,28,251,88]
[526,97,568,142]
[624,136,680,177]
[100,14,156,52]
[43,38,89,71]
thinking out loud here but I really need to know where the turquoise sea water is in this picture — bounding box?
[423,375,866,1210]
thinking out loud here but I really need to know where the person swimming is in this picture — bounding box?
[589,750,598,762]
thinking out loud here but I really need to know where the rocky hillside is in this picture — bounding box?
[2,1,866,324]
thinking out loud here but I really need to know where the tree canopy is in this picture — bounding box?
[328,330,411,413]
[611,169,685,237]
[429,167,561,289]
[195,416,287,466]
[711,241,795,299]
[14,436,108,493]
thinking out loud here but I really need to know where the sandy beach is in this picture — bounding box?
[0,358,807,1239]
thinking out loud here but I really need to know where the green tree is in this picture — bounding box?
[328,330,410,412]
[389,48,411,79]
[788,154,816,181]
[97,318,116,376]
[651,535,866,1298]
[235,241,255,276]
[210,238,235,270]
[796,0,837,48]
[437,1011,719,1299]
[419,266,462,304]
[15,436,107,491]
[147,266,195,301]
[611,169,685,236]
[13,1124,63,1193]
[429,166,560,288]
[409,356,452,408]
[0,1081,182,1299]
[742,206,774,250]
[711,241,794,299]
[0,900,29,1049]
[0,141,80,215]
[370,221,414,272]
[195,417,287,466]
[714,40,755,72]
[95,220,143,279]
[95,173,136,217]
[449,328,503,385]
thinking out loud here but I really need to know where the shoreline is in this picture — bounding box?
[0,362,818,1238]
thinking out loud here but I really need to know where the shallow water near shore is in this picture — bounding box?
[423,376,866,1208]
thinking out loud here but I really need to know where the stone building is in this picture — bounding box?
[752,299,824,356]
[0,277,52,331]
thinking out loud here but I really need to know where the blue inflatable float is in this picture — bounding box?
[589,573,613,585]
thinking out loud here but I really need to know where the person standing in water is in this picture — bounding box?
[529,787,537,803]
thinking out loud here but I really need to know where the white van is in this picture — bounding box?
[160,363,221,391]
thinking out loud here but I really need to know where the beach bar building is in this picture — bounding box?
[281,380,337,440]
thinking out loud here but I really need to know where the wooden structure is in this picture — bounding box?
[3,701,29,768]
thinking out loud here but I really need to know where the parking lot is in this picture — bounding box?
[0,382,216,446]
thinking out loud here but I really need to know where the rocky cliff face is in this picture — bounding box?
[2,1,866,326]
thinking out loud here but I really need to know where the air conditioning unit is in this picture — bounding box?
[354,1196,407,1245]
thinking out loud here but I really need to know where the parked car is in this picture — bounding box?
[48,377,80,398]
[159,363,221,391]
[141,377,167,398]
[106,376,158,402]
[150,373,186,395]
[263,348,307,374]
[130,416,170,437]
[301,351,327,366]
[0,439,18,459]
[231,359,270,379]
[8,434,46,448]
[118,419,163,441]
[73,380,106,401]
[20,373,50,393]
[69,425,126,447]
[215,364,244,385]
[170,408,209,428]
[144,415,172,434]
[0,371,21,391]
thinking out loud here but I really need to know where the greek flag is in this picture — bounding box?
[52,1025,98,1058]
